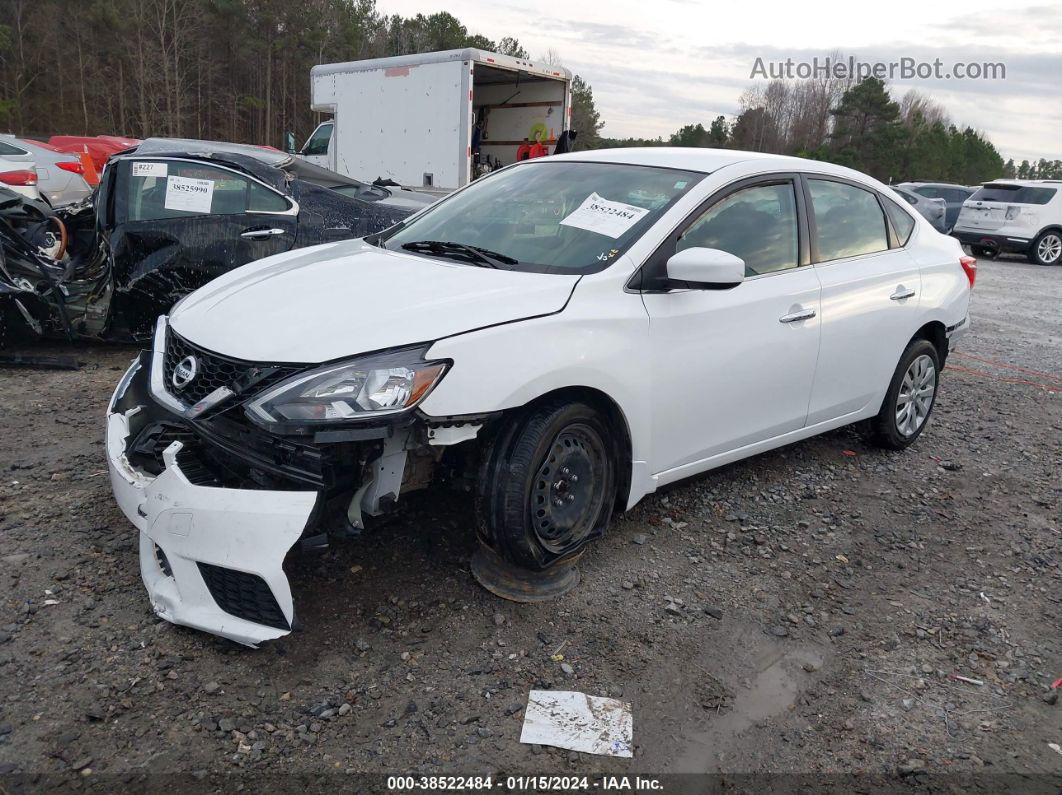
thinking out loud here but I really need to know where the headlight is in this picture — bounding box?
[245,346,448,429]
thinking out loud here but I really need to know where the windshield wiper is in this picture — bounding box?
[400,240,518,269]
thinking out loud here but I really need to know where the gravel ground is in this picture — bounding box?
[0,257,1059,790]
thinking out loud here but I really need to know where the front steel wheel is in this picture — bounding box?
[476,401,616,570]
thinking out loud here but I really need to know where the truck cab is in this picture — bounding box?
[299,121,334,169]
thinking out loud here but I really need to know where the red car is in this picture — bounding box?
[47,135,141,184]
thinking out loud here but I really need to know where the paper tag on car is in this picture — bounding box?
[164,176,214,213]
[559,193,650,239]
[131,162,167,178]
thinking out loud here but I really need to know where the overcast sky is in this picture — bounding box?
[383,0,1060,164]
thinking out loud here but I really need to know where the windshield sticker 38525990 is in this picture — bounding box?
[559,192,651,239]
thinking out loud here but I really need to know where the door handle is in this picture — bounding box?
[240,227,286,240]
[890,287,916,301]
[779,308,816,323]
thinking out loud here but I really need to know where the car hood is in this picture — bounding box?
[169,239,580,363]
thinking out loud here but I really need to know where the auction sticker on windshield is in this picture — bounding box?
[559,192,650,238]
[165,175,214,213]
[132,162,168,178]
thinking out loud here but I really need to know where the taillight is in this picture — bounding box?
[959,255,977,288]
[0,169,37,186]
[57,160,84,175]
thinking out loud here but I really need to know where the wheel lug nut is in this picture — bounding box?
[561,467,570,476]
[567,494,575,503]
[570,475,578,482]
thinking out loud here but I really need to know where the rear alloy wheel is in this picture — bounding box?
[868,339,940,450]
[1032,230,1062,266]
[477,401,616,570]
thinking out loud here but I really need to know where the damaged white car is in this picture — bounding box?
[107,148,974,646]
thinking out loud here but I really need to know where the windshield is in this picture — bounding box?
[969,184,1056,205]
[381,161,704,273]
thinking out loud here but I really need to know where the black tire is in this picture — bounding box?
[868,339,941,450]
[476,400,616,570]
[1031,230,1062,266]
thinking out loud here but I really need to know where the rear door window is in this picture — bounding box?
[969,185,1056,205]
[808,179,889,261]
[125,161,290,221]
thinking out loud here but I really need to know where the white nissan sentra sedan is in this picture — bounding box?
[106,148,975,645]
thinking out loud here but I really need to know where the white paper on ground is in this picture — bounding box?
[520,689,633,757]
[131,161,168,178]
[164,175,214,213]
[558,193,650,239]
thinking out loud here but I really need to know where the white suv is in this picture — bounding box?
[952,180,1062,266]
[106,148,975,646]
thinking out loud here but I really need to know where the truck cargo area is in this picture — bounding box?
[472,61,568,171]
[308,49,572,191]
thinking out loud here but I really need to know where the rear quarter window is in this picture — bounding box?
[0,141,27,156]
[970,185,1057,205]
[882,196,916,246]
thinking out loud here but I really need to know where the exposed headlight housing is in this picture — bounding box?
[245,346,448,431]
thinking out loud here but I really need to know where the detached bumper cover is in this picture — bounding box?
[106,353,317,646]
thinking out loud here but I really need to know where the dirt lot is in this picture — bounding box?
[0,257,1059,790]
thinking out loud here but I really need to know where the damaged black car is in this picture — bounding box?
[0,138,434,344]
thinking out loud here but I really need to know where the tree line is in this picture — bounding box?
[0,3,1036,184]
[602,74,1009,185]
[0,0,602,152]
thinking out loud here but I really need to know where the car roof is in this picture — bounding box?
[132,137,294,168]
[0,134,78,162]
[980,179,1062,187]
[897,181,972,190]
[547,147,875,181]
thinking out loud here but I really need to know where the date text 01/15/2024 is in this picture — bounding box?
[386,776,664,791]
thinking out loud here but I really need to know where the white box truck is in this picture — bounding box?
[301,48,573,191]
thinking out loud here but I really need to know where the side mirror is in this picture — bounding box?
[665,247,745,288]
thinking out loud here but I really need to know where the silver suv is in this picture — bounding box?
[951,180,1062,266]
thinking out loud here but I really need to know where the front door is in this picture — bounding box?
[640,177,822,475]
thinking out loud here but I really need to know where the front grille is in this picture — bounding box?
[197,563,290,630]
[163,330,298,406]
[164,331,251,404]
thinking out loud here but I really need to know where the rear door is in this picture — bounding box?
[108,158,298,336]
[804,176,923,424]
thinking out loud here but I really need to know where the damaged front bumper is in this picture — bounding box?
[107,331,488,647]
[107,353,317,646]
